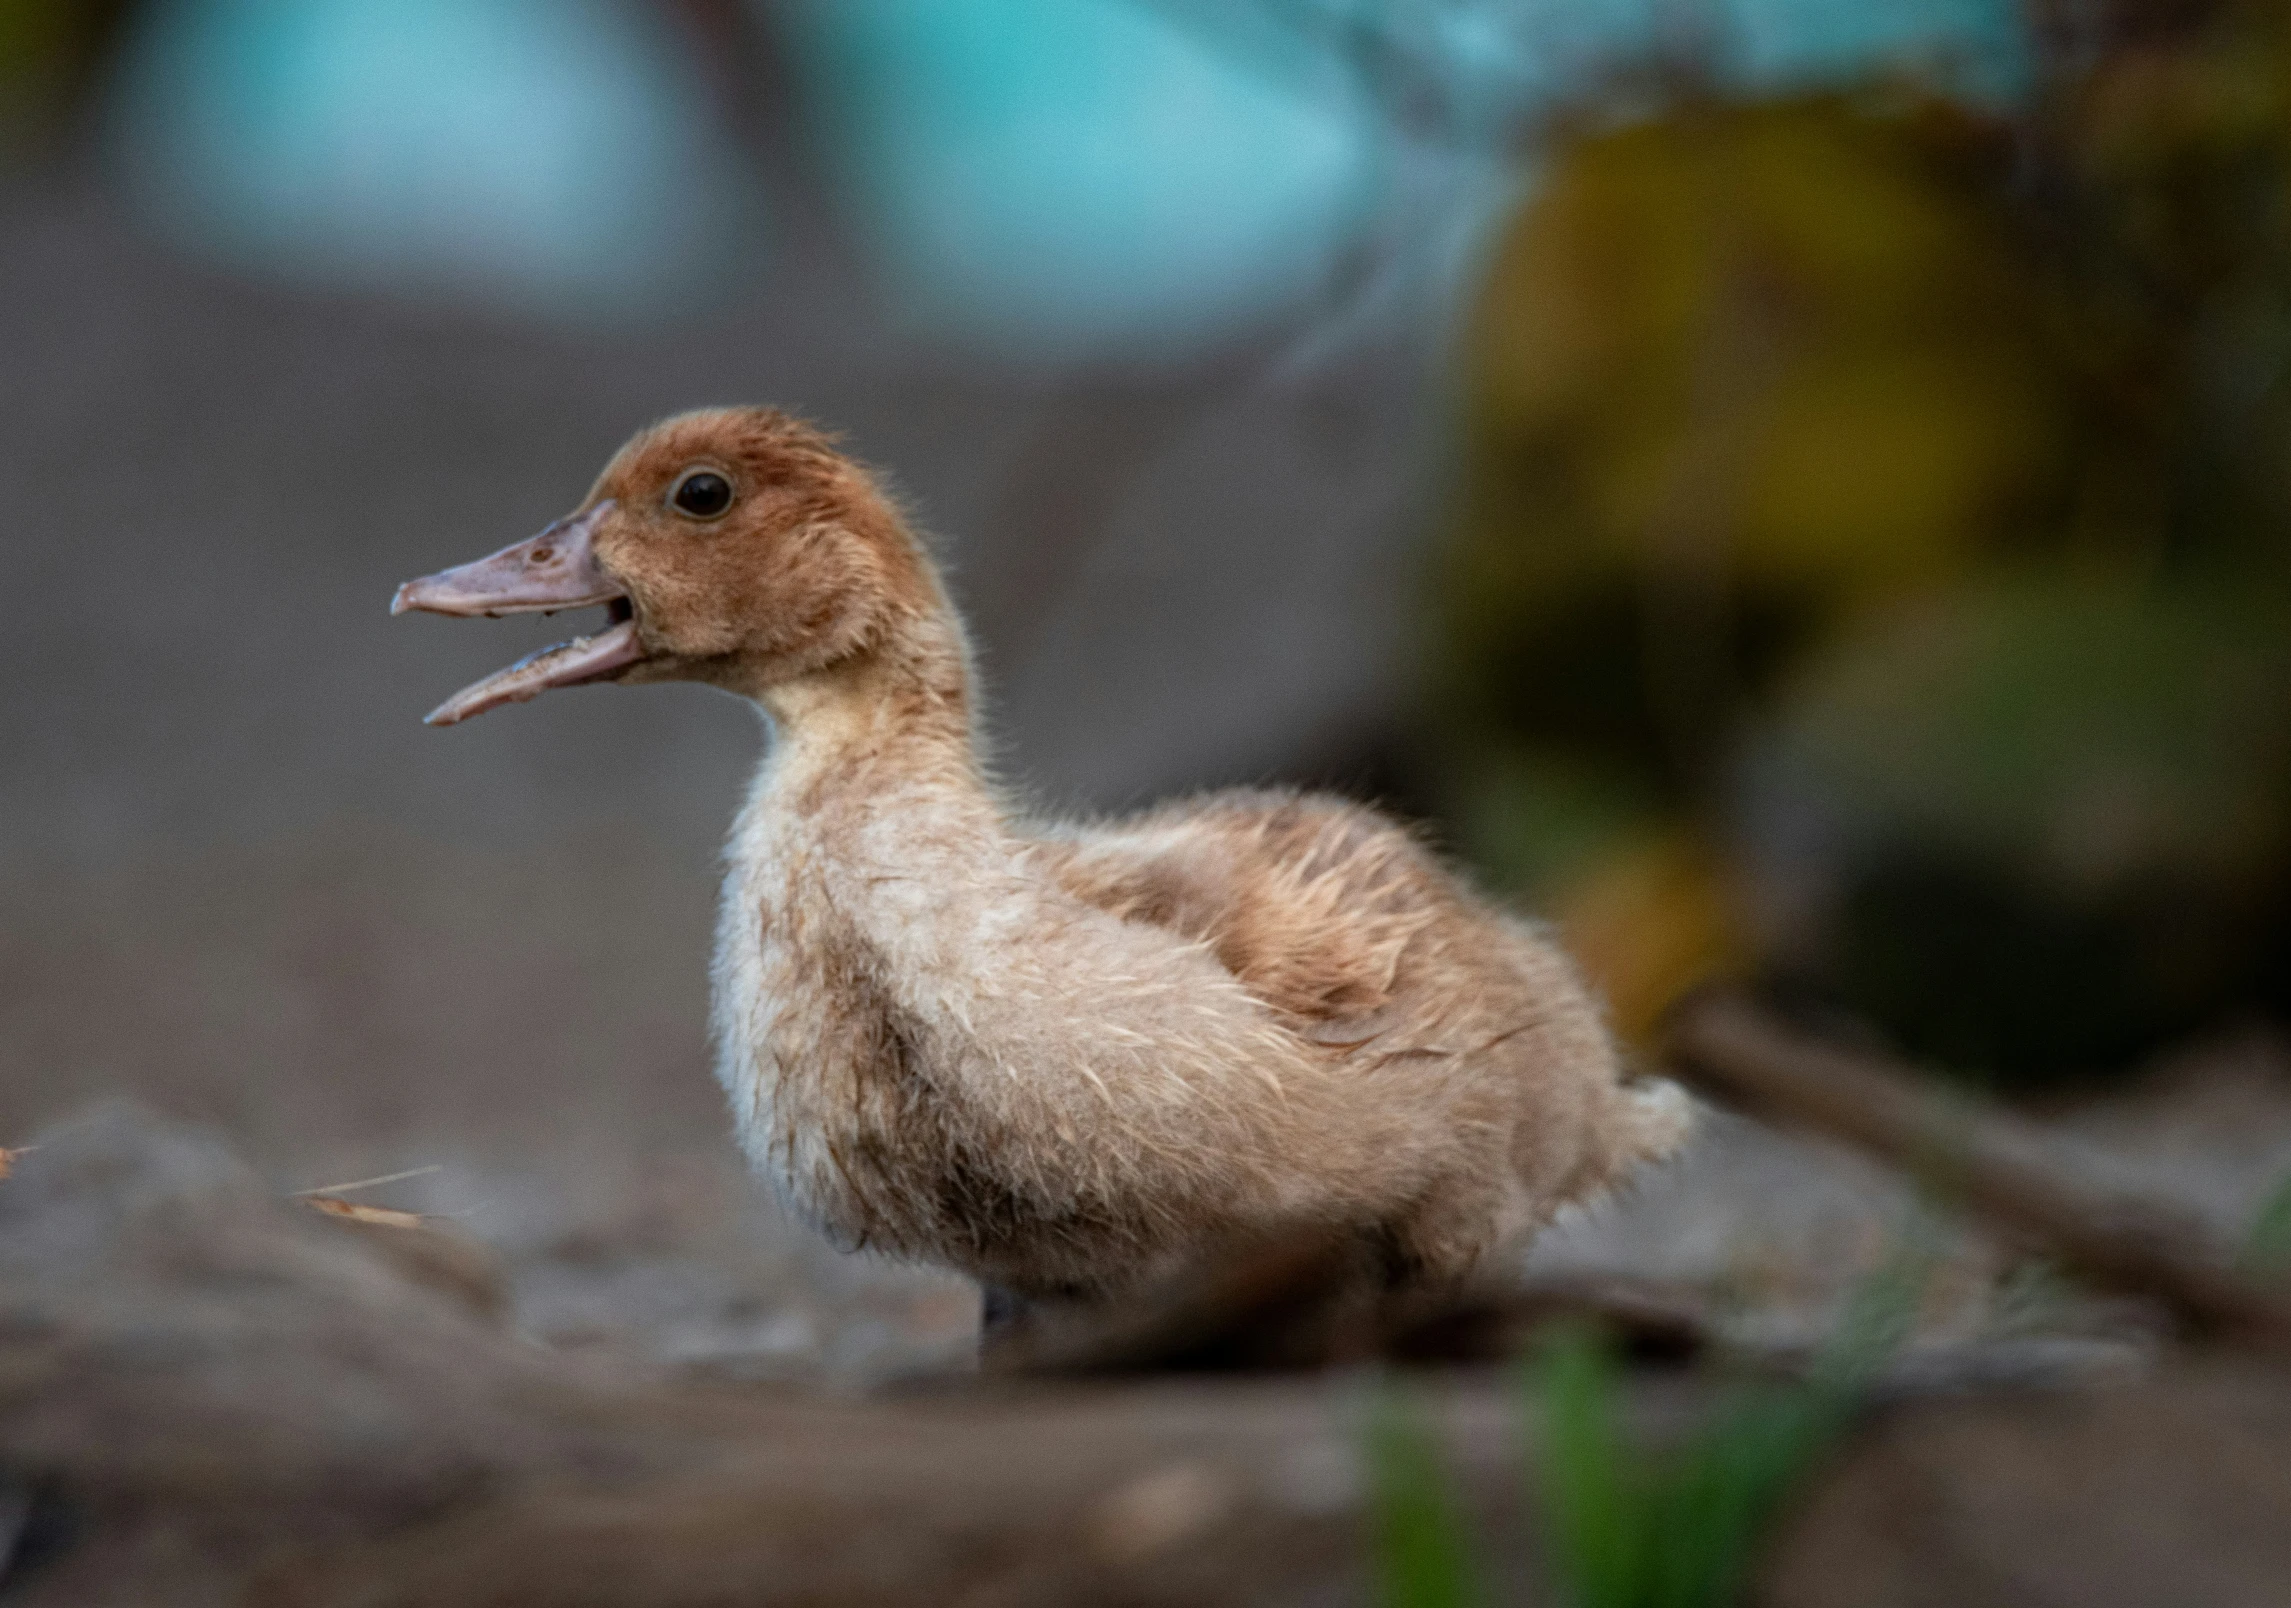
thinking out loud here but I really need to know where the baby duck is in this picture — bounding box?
[394,407,1688,1304]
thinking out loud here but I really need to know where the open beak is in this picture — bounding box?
[391,500,645,726]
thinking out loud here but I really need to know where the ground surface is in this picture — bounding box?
[7,1104,2289,1607]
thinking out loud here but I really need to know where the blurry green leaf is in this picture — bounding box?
[1531,1247,1928,1608]
[1458,95,2061,618]
[1533,1324,1647,1606]
[1365,1383,1484,1608]
[1431,5,2291,1090]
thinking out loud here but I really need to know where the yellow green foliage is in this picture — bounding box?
[1432,15,2291,1073]
[1461,98,2060,613]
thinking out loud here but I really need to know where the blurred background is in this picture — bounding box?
[3,0,2289,1377]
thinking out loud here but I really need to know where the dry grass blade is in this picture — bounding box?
[301,1196,429,1231]
[290,1164,443,1231]
[291,1164,442,1197]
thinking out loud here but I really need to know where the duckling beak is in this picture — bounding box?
[391,500,647,726]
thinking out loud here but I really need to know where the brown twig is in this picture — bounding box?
[1666,991,2291,1354]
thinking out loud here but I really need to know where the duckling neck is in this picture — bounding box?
[715,616,1024,1258]
[746,615,991,821]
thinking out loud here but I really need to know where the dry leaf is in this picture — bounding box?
[301,1195,428,1231]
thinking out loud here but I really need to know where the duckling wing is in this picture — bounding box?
[1030,790,1448,1032]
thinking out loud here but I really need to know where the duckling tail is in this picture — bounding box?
[1616,1076,1694,1167]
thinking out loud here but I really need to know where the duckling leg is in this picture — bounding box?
[1378,1182,1520,1290]
[980,1283,1033,1336]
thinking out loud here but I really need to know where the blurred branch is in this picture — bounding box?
[687,0,864,266]
[967,336,1285,685]
[1128,0,1669,152]
[1131,0,1487,145]
[2024,0,2236,57]
[1667,992,2291,1355]
[1153,0,1837,162]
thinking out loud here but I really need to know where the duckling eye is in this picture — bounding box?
[670,470,733,520]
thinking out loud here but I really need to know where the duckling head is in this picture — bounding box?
[393,406,925,725]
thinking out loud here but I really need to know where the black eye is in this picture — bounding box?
[670,470,733,519]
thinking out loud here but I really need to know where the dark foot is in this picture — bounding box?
[979,1283,1032,1336]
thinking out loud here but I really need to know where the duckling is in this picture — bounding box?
[393,407,1689,1303]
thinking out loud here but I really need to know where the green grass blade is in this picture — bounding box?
[1365,1380,1485,1608]
[1530,1324,1644,1607]
[1526,1246,1933,1608]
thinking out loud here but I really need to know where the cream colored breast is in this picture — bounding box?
[712,760,861,1233]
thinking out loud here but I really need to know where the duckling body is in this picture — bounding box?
[396,406,1687,1300]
